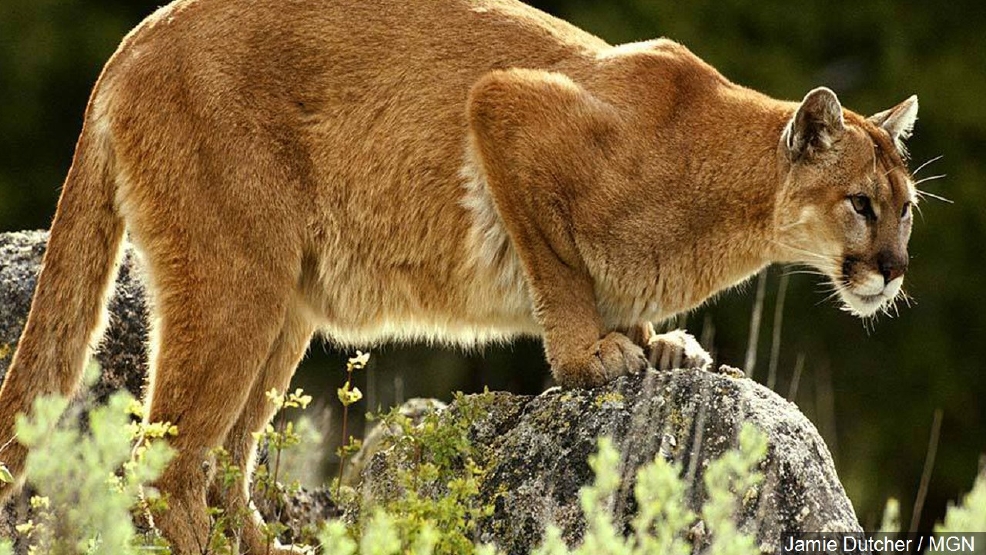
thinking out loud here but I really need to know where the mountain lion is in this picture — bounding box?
[0,0,918,552]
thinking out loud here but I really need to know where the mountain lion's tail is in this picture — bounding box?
[0,106,125,497]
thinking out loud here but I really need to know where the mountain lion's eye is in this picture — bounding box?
[849,194,873,218]
[901,202,912,218]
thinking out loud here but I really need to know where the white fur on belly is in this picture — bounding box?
[458,145,535,328]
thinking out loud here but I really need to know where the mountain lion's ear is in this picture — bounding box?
[868,95,918,157]
[784,87,845,162]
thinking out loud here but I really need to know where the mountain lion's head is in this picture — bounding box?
[775,88,919,317]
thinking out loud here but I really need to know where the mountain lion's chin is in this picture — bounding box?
[839,289,886,317]
[836,276,904,317]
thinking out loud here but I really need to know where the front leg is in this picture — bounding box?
[467,69,647,388]
[531,255,648,389]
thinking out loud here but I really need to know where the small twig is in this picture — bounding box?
[394,370,405,406]
[814,361,838,462]
[786,353,806,402]
[700,312,716,354]
[271,415,286,498]
[0,433,18,455]
[335,386,351,493]
[333,352,368,495]
[767,273,790,390]
[909,409,943,534]
[684,385,711,497]
[266,409,288,555]
[745,269,768,378]
[365,362,377,437]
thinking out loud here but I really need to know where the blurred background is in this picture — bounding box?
[1,0,983,535]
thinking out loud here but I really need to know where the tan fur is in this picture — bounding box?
[0,0,918,551]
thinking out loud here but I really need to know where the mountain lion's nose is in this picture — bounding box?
[877,251,908,285]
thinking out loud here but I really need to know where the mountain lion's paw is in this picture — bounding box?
[646,329,712,371]
[555,332,648,388]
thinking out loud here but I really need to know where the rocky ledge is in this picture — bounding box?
[357,368,861,554]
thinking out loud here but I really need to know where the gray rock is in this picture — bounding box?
[356,366,863,554]
[0,230,148,402]
[478,370,860,553]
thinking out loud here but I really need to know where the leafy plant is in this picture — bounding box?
[352,392,494,555]
[935,463,986,533]
[336,351,369,493]
[3,353,983,555]
[12,390,173,554]
[321,422,769,555]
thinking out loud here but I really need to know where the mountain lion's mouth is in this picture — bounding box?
[840,290,887,316]
[836,275,904,317]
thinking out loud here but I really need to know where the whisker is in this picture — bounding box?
[785,261,839,273]
[817,289,843,306]
[808,275,841,286]
[915,188,953,204]
[914,202,925,222]
[913,174,947,188]
[911,155,943,176]
[807,274,839,286]
[772,241,837,264]
[778,219,809,232]
[880,302,897,319]
[783,269,828,278]
[899,289,916,309]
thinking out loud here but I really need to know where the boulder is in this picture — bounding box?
[356,369,863,553]
[0,230,147,403]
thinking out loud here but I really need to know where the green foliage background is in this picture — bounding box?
[1,0,983,536]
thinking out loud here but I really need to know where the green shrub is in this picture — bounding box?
[2,353,983,555]
[12,390,173,554]
[338,391,494,555]
[935,464,986,533]
[323,422,768,555]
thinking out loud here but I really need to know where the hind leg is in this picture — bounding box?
[142,249,301,554]
[208,303,314,554]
